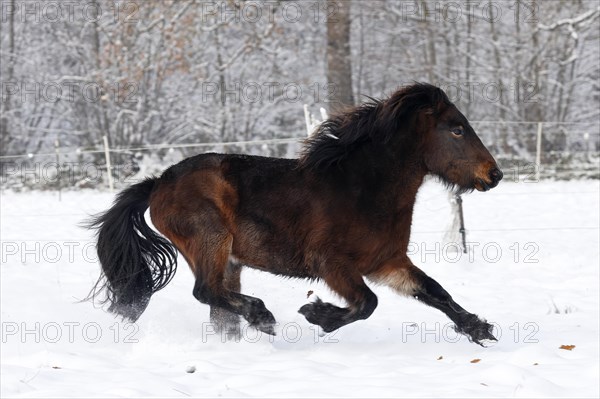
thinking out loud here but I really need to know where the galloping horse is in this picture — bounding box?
[88,83,503,345]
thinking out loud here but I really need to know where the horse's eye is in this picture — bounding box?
[451,127,464,137]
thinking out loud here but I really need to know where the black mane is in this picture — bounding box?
[300,83,451,170]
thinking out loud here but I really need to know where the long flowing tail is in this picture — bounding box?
[86,178,177,321]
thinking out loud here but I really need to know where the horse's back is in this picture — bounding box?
[158,152,297,184]
[148,153,299,243]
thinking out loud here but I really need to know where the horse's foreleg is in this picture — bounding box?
[299,270,378,333]
[367,261,496,346]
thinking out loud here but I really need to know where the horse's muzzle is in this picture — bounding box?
[488,167,503,188]
[475,167,503,191]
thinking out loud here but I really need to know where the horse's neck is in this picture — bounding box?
[392,166,426,216]
[380,151,427,211]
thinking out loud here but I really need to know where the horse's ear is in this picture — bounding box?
[420,86,448,116]
[433,87,450,114]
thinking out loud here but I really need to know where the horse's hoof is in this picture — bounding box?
[298,297,325,325]
[247,308,277,336]
[454,315,497,346]
[298,299,319,317]
[298,298,348,333]
[253,322,276,336]
[468,322,497,347]
[476,337,498,348]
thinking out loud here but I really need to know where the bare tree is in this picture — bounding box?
[327,0,354,110]
[0,0,16,155]
[1,0,598,168]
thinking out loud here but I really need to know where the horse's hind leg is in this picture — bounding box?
[299,270,378,333]
[151,173,276,335]
[209,259,242,337]
[367,260,496,346]
[188,226,277,335]
[196,279,276,336]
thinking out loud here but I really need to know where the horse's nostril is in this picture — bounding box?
[490,167,503,183]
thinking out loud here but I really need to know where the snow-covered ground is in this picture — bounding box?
[1,179,599,398]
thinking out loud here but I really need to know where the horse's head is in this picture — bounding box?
[414,86,503,192]
[302,83,502,194]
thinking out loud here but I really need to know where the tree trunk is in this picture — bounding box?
[327,0,354,111]
[0,0,15,155]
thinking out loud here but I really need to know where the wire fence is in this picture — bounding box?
[0,120,598,159]
[1,120,598,191]
[0,137,302,160]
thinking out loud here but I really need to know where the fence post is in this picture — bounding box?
[303,104,312,136]
[55,138,61,201]
[535,122,543,181]
[320,107,328,121]
[456,194,467,254]
[102,135,114,192]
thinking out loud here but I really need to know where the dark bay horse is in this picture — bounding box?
[88,83,503,345]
